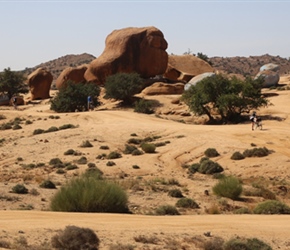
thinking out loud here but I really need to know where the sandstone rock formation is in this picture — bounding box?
[255,63,280,87]
[84,26,168,85]
[141,82,184,95]
[27,68,53,100]
[184,72,215,91]
[164,55,214,82]
[55,65,88,89]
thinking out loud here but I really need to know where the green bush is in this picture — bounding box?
[59,124,76,130]
[12,184,28,194]
[231,151,245,160]
[212,176,242,200]
[80,140,93,148]
[198,159,224,175]
[33,128,45,135]
[131,149,143,156]
[40,180,56,189]
[155,205,180,215]
[243,147,270,157]
[49,158,63,165]
[204,148,219,157]
[50,80,100,112]
[127,138,143,145]
[123,144,138,155]
[233,207,251,214]
[175,198,199,209]
[253,200,290,214]
[76,156,87,164]
[107,151,122,159]
[168,189,183,198]
[51,225,100,250]
[104,72,143,105]
[224,237,272,250]
[12,124,22,130]
[50,174,129,213]
[188,163,200,174]
[45,126,59,133]
[141,143,156,153]
[99,145,109,150]
[134,99,154,114]
[64,149,75,155]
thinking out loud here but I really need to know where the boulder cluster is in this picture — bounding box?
[24,26,280,101]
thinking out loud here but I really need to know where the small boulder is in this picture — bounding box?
[184,72,215,91]
[27,68,52,100]
[255,70,280,88]
[55,65,88,89]
[164,55,214,82]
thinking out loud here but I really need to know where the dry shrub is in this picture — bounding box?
[51,225,100,250]
[133,234,159,244]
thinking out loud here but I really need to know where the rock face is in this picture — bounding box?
[184,72,215,91]
[56,65,88,89]
[255,63,280,87]
[141,82,185,95]
[27,68,53,100]
[164,55,214,82]
[84,26,168,85]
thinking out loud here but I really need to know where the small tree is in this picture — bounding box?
[50,80,100,112]
[104,72,143,105]
[0,68,28,99]
[182,74,268,123]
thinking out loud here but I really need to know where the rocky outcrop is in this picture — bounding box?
[184,72,215,91]
[141,82,184,95]
[255,63,280,88]
[27,68,53,100]
[55,65,88,89]
[84,26,168,85]
[164,55,214,82]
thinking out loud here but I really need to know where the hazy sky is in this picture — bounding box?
[1,0,289,71]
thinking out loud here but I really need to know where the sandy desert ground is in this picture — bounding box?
[0,75,290,249]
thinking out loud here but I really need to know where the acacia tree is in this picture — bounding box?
[0,68,28,99]
[182,74,268,123]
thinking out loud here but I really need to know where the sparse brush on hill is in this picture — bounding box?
[212,176,243,200]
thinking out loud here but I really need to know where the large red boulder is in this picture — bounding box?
[164,55,214,82]
[55,65,88,89]
[27,68,52,100]
[84,26,168,85]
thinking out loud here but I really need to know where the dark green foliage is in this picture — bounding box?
[213,176,242,200]
[80,140,93,148]
[104,72,143,105]
[196,52,213,66]
[203,237,224,250]
[134,99,154,114]
[0,122,12,130]
[204,148,219,157]
[50,80,100,113]
[0,68,28,99]
[12,184,28,194]
[50,174,129,213]
[198,159,224,174]
[64,149,75,155]
[131,149,143,156]
[182,74,268,123]
[49,158,63,165]
[56,169,66,174]
[45,126,59,133]
[33,128,45,135]
[224,237,272,250]
[155,205,180,215]
[85,167,103,179]
[231,151,245,160]
[77,156,87,164]
[107,151,122,159]
[99,145,109,150]
[141,143,156,153]
[127,138,143,145]
[123,144,138,154]
[25,120,33,125]
[59,124,76,130]
[253,200,290,214]
[168,189,183,198]
[12,124,22,130]
[243,147,270,157]
[106,161,116,167]
[66,164,78,171]
[40,180,56,189]
[175,198,199,209]
[132,165,140,169]
[51,225,100,250]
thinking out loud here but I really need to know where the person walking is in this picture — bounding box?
[12,95,17,110]
[87,96,93,111]
[250,111,257,130]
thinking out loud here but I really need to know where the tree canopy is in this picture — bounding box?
[182,74,269,123]
[0,68,28,99]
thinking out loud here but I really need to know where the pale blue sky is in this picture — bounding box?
[1,0,289,71]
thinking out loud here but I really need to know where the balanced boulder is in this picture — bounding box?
[184,72,215,91]
[255,63,280,87]
[55,65,88,89]
[27,68,53,100]
[164,55,214,82]
[141,82,184,95]
[84,26,168,85]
